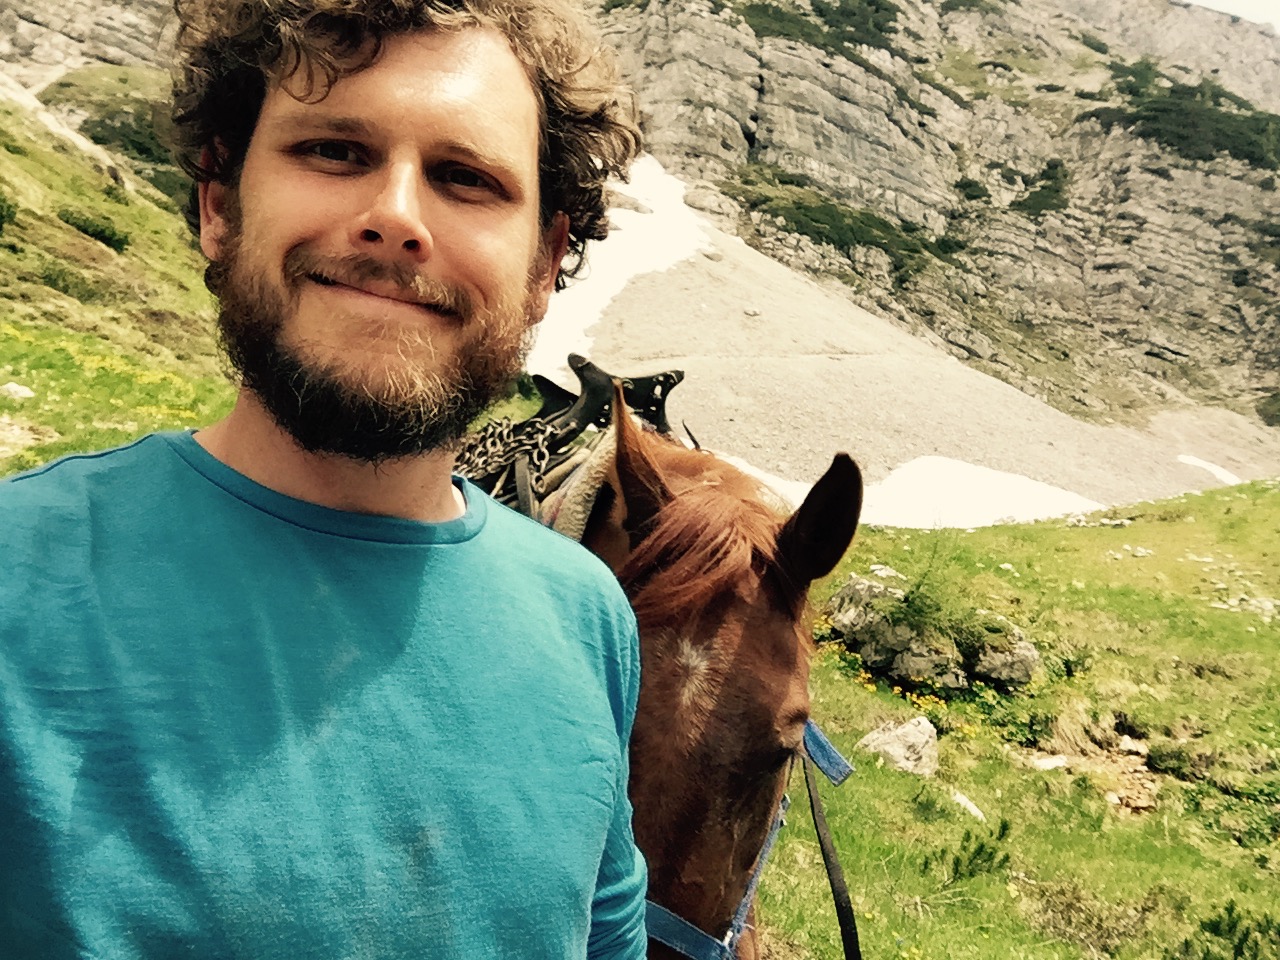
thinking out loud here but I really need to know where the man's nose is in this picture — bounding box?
[355,162,433,259]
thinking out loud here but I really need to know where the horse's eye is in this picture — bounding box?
[768,744,797,771]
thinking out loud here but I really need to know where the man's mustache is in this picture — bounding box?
[282,249,475,322]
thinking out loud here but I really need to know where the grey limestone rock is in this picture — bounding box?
[857,717,940,777]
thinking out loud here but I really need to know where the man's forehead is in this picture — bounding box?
[256,29,542,164]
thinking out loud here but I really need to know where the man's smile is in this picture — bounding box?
[306,271,463,321]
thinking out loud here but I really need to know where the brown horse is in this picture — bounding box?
[581,392,863,959]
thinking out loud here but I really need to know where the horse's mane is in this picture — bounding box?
[618,434,786,627]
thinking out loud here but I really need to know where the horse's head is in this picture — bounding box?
[582,391,862,956]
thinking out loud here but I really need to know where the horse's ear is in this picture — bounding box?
[611,381,672,549]
[775,454,863,599]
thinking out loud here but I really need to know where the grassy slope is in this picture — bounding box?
[761,487,1280,959]
[0,69,232,474]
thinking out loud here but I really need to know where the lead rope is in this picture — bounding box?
[803,755,863,960]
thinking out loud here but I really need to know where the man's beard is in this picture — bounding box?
[211,231,537,465]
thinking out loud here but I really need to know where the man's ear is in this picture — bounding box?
[197,145,231,262]
[528,212,570,323]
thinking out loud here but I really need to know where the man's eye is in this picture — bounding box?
[440,165,494,192]
[306,142,362,165]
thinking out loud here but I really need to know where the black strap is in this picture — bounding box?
[803,755,863,960]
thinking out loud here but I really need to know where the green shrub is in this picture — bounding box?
[1036,82,1065,93]
[810,0,902,53]
[1231,267,1250,287]
[1257,392,1280,427]
[34,260,112,303]
[1167,901,1280,960]
[920,819,1012,886]
[1262,176,1277,191]
[940,0,1001,12]
[1080,32,1110,54]
[739,3,831,50]
[955,176,990,200]
[80,108,170,166]
[57,208,130,252]
[0,189,16,235]
[1078,80,1280,171]
[726,162,960,283]
[1011,158,1070,216]
[1109,57,1163,97]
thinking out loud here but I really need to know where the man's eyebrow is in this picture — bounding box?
[261,113,375,138]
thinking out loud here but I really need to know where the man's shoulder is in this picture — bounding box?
[474,489,632,604]
[0,433,175,523]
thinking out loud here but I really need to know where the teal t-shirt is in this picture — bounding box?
[0,432,647,959]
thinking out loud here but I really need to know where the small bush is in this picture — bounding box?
[1036,82,1065,93]
[1080,32,1110,54]
[1167,901,1280,960]
[1231,267,1250,287]
[34,260,112,303]
[955,177,990,200]
[0,189,16,235]
[1262,176,1277,191]
[1011,158,1070,216]
[1110,57,1163,97]
[57,208,130,252]
[920,819,1012,886]
[940,0,1002,12]
[1257,392,1280,427]
[1074,89,1108,101]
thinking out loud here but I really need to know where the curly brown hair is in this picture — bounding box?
[170,0,642,288]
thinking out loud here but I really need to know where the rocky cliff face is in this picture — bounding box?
[605,0,1280,419]
[0,0,172,89]
[1,0,1278,421]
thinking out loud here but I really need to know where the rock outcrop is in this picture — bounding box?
[824,571,1042,692]
[0,0,172,90]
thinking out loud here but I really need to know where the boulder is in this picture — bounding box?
[857,717,939,777]
[973,638,1041,688]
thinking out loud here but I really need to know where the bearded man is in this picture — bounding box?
[0,0,647,957]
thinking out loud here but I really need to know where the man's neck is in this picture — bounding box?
[195,389,466,523]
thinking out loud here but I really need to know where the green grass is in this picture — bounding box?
[759,483,1280,957]
[0,99,219,371]
[0,317,234,475]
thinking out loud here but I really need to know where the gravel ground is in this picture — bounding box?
[585,225,1280,511]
